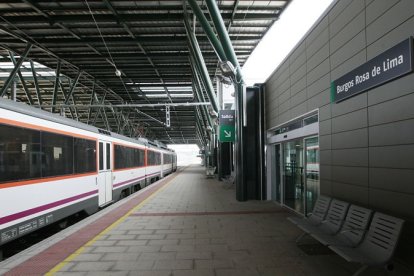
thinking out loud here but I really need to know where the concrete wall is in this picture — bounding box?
[265,0,414,264]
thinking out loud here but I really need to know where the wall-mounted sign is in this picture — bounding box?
[331,37,413,103]
[219,110,235,142]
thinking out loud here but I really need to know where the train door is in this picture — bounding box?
[98,141,113,207]
[160,153,164,178]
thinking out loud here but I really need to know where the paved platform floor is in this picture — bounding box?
[1,165,412,276]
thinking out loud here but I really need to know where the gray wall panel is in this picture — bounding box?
[331,166,368,187]
[319,104,332,121]
[331,108,367,133]
[307,43,329,72]
[306,59,330,84]
[320,179,332,196]
[332,148,368,167]
[307,89,330,111]
[320,134,332,150]
[365,0,399,25]
[331,181,369,205]
[320,164,332,180]
[331,49,366,80]
[290,51,306,74]
[367,72,414,106]
[368,93,414,126]
[320,149,332,165]
[307,73,330,98]
[330,11,365,54]
[369,119,414,147]
[306,16,329,48]
[367,16,414,58]
[290,76,306,96]
[329,0,364,36]
[290,64,306,85]
[332,128,368,149]
[290,101,307,119]
[330,30,366,69]
[291,88,307,107]
[319,119,332,136]
[370,168,414,194]
[366,0,414,44]
[331,93,367,117]
[370,145,414,169]
[307,27,329,58]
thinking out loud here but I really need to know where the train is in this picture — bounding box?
[0,97,177,246]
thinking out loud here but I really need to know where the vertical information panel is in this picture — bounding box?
[219,110,235,142]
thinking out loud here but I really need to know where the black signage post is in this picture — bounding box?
[331,37,413,103]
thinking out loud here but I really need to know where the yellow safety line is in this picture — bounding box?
[45,172,178,275]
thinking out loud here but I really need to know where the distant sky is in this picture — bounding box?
[168,144,202,166]
[242,0,335,86]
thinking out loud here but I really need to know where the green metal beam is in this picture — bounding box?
[30,60,42,106]
[187,0,226,62]
[184,14,218,112]
[64,70,82,104]
[0,43,32,97]
[205,0,244,83]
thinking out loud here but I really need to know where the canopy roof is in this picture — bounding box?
[0,0,290,146]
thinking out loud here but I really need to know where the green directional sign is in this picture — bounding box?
[219,125,235,142]
[219,110,235,142]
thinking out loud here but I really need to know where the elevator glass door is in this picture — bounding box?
[283,140,304,213]
[304,137,319,215]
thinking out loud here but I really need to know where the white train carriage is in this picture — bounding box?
[0,98,176,246]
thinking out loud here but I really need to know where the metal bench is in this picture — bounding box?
[311,205,373,247]
[295,199,349,243]
[287,195,331,227]
[329,212,405,276]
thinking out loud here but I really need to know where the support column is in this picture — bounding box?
[187,0,226,62]
[184,13,219,113]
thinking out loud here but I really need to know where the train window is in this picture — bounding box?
[0,124,41,183]
[106,143,111,170]
[74,138,96,173]
[99,142,104,170]
[42,132,73,177]
[147,151,161,166]
[114,145,144,169]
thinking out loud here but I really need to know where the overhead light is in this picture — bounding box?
[219,61,236,78]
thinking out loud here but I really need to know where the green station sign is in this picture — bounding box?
[219,110,235,142]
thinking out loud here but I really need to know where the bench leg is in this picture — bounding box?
[353,264,368,276]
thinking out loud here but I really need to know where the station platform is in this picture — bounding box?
[0,165,410,276]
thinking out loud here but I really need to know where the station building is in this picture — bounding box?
[264,0,414,264]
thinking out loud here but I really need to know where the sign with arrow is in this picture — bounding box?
[219,110,235,142]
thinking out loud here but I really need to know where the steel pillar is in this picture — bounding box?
[0,43,32,97]
[187,0,226,61]
[205,0,244,83]
[184,13,218,113]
